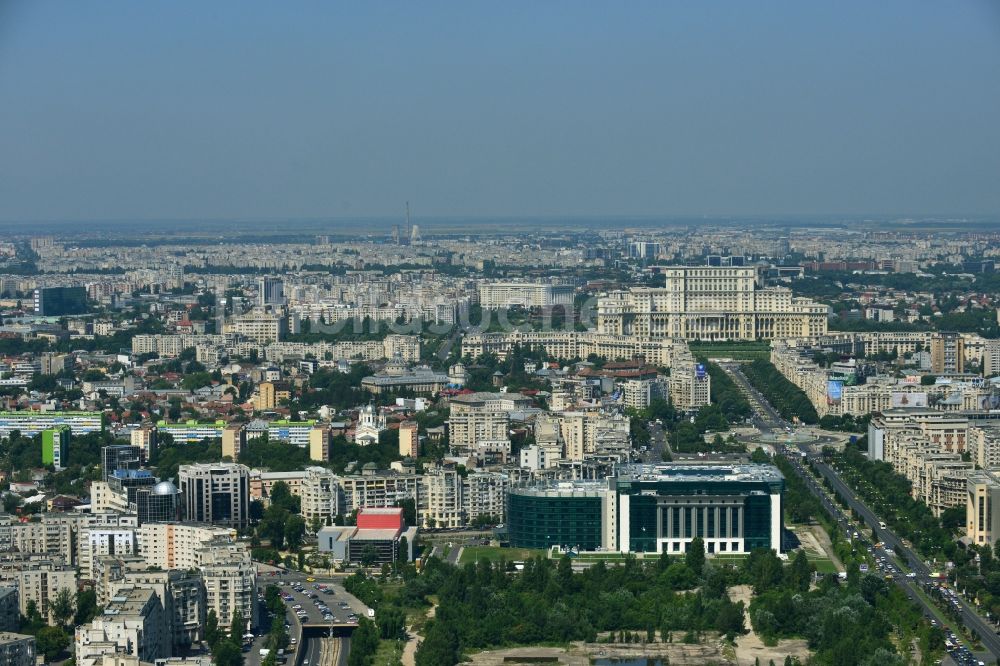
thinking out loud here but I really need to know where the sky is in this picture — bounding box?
[0,1,999,223]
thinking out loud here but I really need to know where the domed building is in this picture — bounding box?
[354,404,386,446]
[135,478,181,524]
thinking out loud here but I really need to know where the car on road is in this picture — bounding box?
[306,577,316,582]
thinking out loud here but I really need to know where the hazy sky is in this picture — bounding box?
[1,1,999,222]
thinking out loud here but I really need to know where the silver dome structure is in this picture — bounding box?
[137,479,181,523]
[152,480,178,495]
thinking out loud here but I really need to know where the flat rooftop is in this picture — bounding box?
[352,528,402,541]
[450,391,532,403]
[615,463,784,484]
[359,507,404,515]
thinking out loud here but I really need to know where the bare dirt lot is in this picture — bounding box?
[728,585,811,666]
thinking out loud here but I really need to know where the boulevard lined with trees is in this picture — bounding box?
[743,359,819,424]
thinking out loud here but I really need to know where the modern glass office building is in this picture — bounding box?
[507,482,610,551]
[508,464,784,555]
[33,286,88,315]
[135,480,182,524]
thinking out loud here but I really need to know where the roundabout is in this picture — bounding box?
[756,430,819,445]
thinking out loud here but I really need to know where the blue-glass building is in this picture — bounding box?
[508,463,784,555]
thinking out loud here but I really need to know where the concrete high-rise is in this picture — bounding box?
[968,469,1000,548]
[258,276,284,307]
[931,332,965,374]
[130,425,158,464]
[398,421,419,458]
[309,425,330,462]
[221,425,245,461]
[177,463,250,529]
[41,427,70,470]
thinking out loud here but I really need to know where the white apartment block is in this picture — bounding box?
[227,310,287,343]
[868,409,969,462]
[137,523,236,571]
[340,471,420,513]
[557,410,631,460]
[984,339,1000,378]
[300,466,342,528]
[895,440,971,516]
[867,410,973,517]
[75,587,169,666]
[668,349,711,411]
[596,266,828,340]
[622,377,669,411]
[200,552,257,631]
[77,513,140,580]
[463,472,509,523]
[447,391,533,454]
[114,569,205,650]
[131,334,225,357]
[12,565,77,622]
[8,519,75,563]
[971,426,1000,469]
[265,334,420,363]
[519,445,550,471]
[419,467,463,528]
[968,469,1000,547]
[90,481,132,513]
[79,530,138,581]
[533,414,565,468]
[477,282,574,309]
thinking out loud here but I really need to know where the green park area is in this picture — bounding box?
[458,546,546,564]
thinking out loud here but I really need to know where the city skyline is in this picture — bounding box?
[3,3,1000,664]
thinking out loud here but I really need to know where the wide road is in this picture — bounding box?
[255,565,369,666]
[810,455,1000,657]
[637,420,669,463]
[723,363,997,664]
[260,567,371,627]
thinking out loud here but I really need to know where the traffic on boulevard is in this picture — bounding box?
[722,363,996,666]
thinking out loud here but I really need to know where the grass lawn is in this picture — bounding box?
[808,557,839,574]
[373,638,404,666]
[458,546,546,564]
